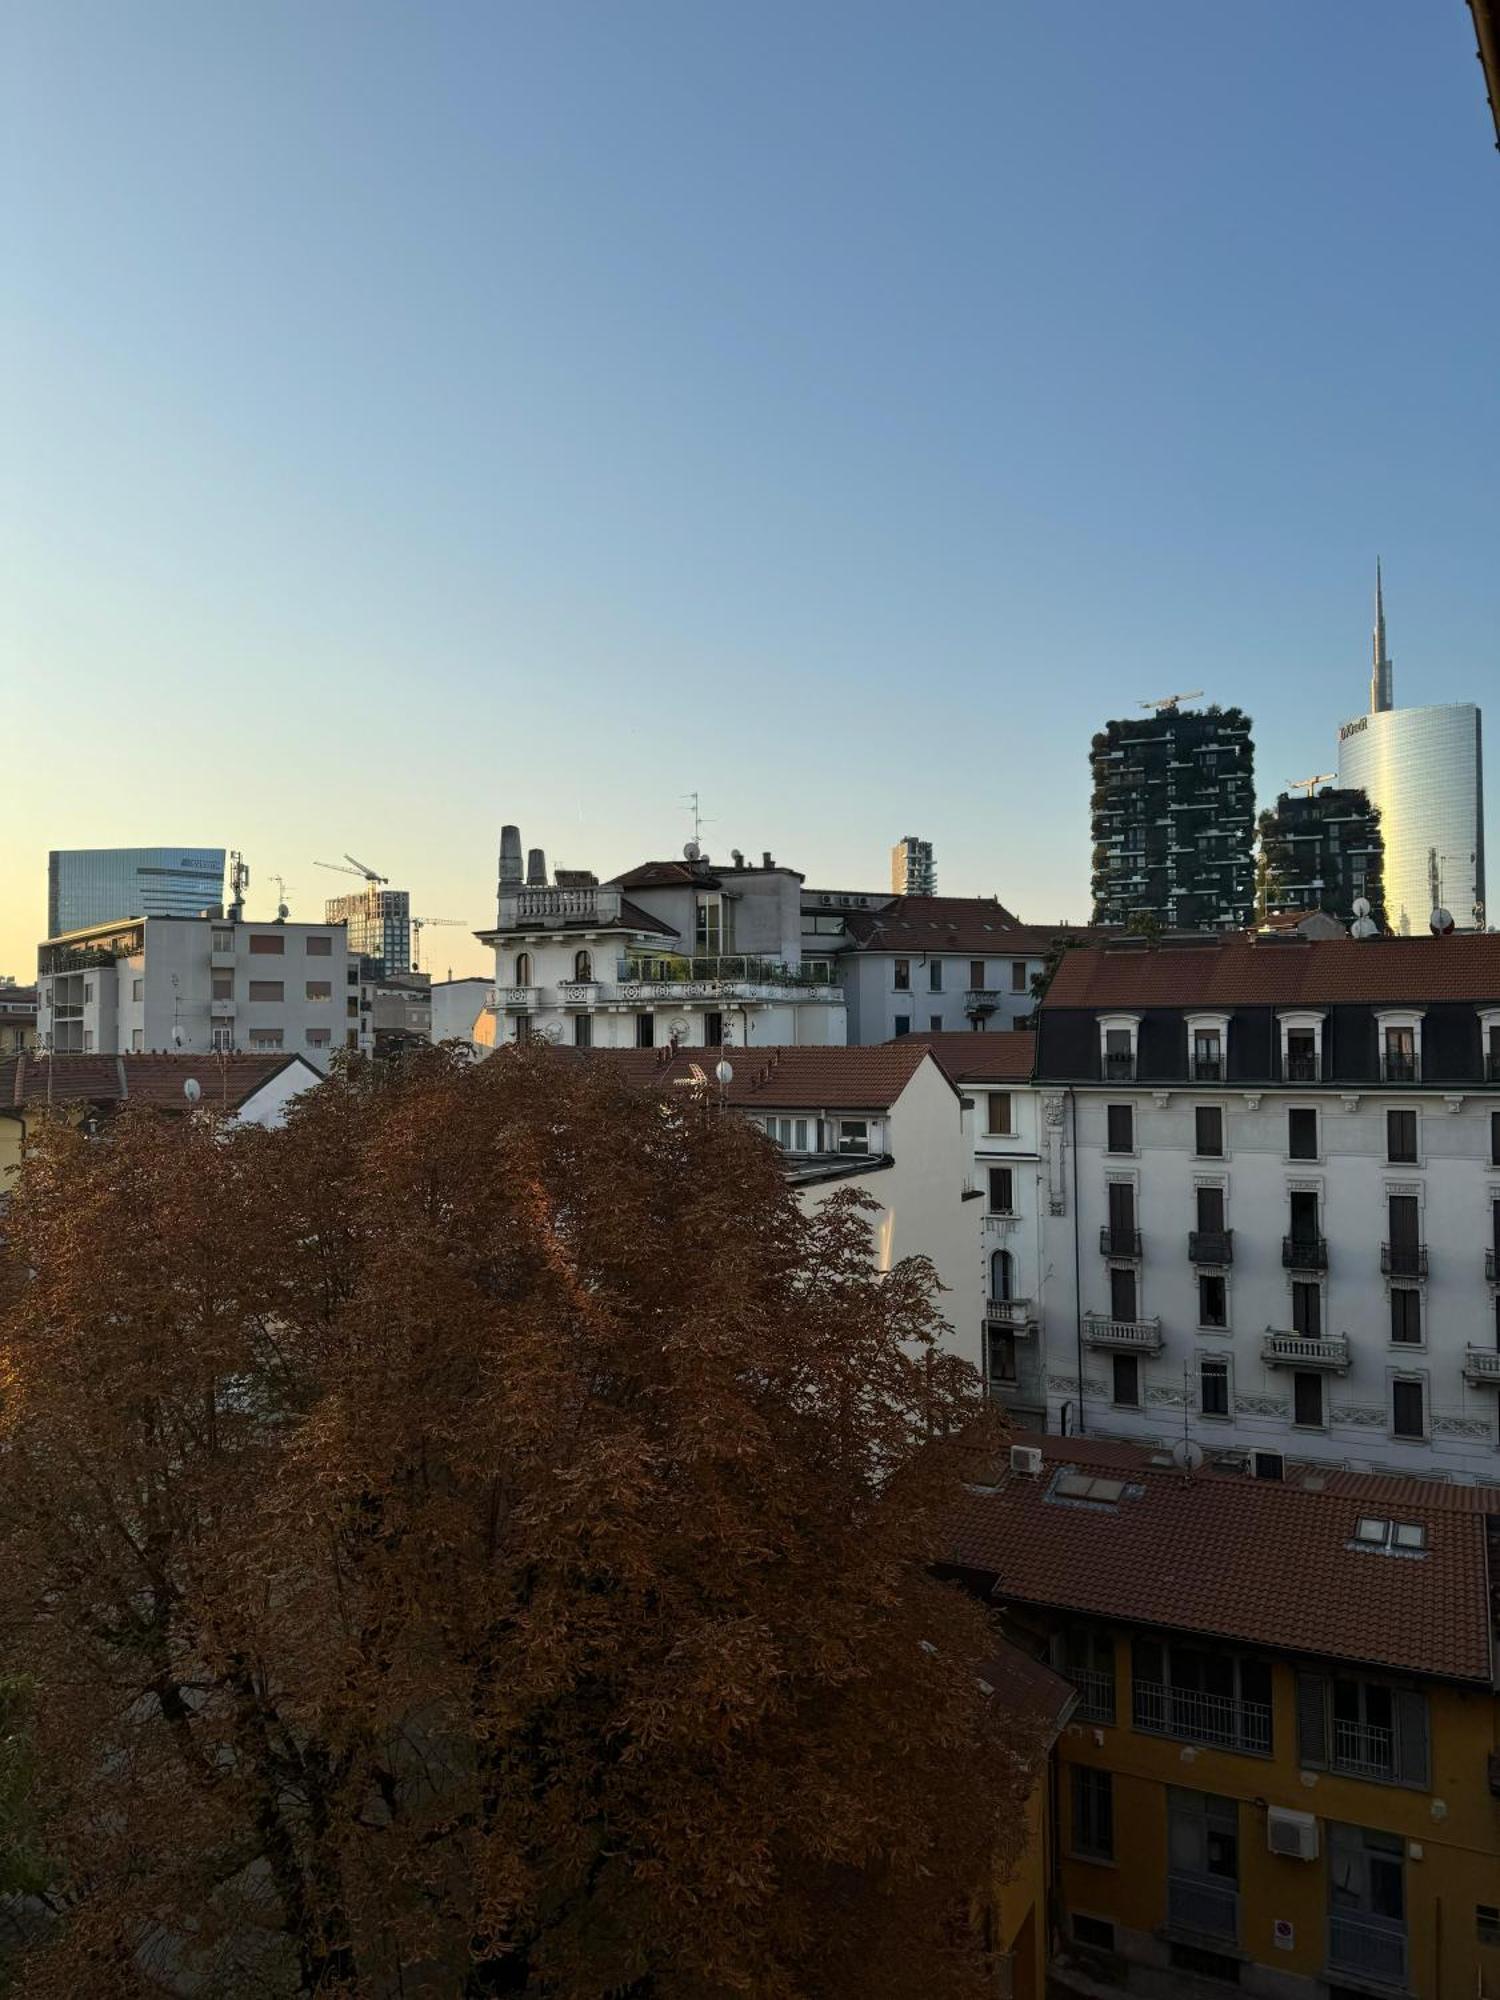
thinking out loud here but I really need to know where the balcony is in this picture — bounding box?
[1132,1678,1271,1756]
[1463,1346,1500,1386]
[1067,1669,1115,1725]
[1381,1242,1429,1279]
[984,1297,1034,1328]
[1083,1313,1163,1354]
[557,981,601,1008]
[1331,1717,1397,1782]
[210,948,237,970]
[1102,1052,1135,1081]
[1327,1914,1407,1989]
[1262,1331,1350,1373]
[209,998,236,1019]
[496,985,539,1012]
[1190,1055,1223,1082]
[982,1213,1020,1237]
[1167,1875,1238,1945]
[609,960,844,1005]
[964,988,1002,1016]
[1282,1234,1328,1271]
[1099,1225,1142,1258]
[1381,1052,1419,1084]
[1188,1228,1233,1266]
[1284,1052,1320,1082]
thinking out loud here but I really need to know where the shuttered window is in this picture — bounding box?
[1297,1672,1429,1788]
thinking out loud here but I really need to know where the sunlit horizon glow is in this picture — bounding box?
[3,1,1496,981]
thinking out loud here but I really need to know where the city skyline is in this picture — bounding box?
[4,2,1497,977]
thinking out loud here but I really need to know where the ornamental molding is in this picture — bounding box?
[1151,1090,1172,1109]
[1432,1414,1492,1440]
[1192,1173,1228,1190]
[1042,1093,1066,1128]
[1383,1181,1422,1199]
[1286,1178,1322,1195]
[1241,1092,1262,1112]
[1330,1406,1385,1428]
[1235,1394,1288,1418]
[1340,1094,1360,1114]
[1443,1095,1465,1116]
[1046,1374,1078,1396]
[1146,1385,1188,1408]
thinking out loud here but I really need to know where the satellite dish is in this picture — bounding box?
[171,1024,185,1049]
[714,1059,733,1087]
[1350,915,1377,940]
[683,839,701,862]
[539,1022,564,1044]
[1429,907,1455,936]
[1171,1439,1204,1472]
[1351,896,1370,918]
[183,1077,202,1104]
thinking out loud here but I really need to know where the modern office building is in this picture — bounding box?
[47,847,225,935]
[323,887,412,977]
[1089,704,1256,930]
[890,834,936,896]
[1336,569,1486,933]
[1256,787,1386,930]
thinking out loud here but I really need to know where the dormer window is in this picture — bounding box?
[1480,1009,1500,1084]
[1186,1013,1229,1083]
[1278,1011,1325,1083]
[1377,1010,1423,1085]
[1099,1015,1140,1082]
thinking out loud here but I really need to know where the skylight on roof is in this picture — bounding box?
[1351,1517,1427,1556]
[1053,1471,1126,1505]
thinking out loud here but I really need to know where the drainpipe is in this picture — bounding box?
[1070,1086,1086,1435]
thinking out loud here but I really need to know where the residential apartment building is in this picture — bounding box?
[890,833,936,896]
[0,981,37,1055]
[582,1042,981,1368]
[36,916,365,1069]
[47,845,225,934]
[325,885,413,977]
[948,1432,1500,2000]
[1257,787,1386,931]
[362,966,432,1055]
[1090,704,1256,930]
[1033,930,1500,1477]
[477,830,846,1051]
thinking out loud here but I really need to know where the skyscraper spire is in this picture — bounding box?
[1370,557,1394,713]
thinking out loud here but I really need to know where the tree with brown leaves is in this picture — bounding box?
[0,1046,1035,1998]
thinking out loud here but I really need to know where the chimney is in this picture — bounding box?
[761,851,773,869]
[498,826,524,887]
[731,848,744,868]
[527,848,547,887]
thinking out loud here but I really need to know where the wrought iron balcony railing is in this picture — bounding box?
[1381,1242,1428,1279]
[1188,1228,1233,1265]
[1282,1233,1328,1271]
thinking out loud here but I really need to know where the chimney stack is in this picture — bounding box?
[761,851,773,869]
[527,847,547,887]
[498,826,524,887]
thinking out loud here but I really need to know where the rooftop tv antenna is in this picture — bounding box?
[270,874,292,920]
[228,851,250,921]
[1286,773,1336,797]
[1138,690,1203,713]
[682,791,715,847]
[411,916,465,969]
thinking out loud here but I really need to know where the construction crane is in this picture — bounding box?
[314,853,390,884]
[1286,773,1336,798]
[1138,690,1204,713]
[411,916,466,970]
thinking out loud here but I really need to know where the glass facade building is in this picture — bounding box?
[324,888,412,976]
[1337,704,1485,932]
[48,846,226,936]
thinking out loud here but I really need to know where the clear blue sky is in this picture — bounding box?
[3,1,1496,978]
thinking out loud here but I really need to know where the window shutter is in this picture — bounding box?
[1393,1688,1430,1788]
[1296,1672,1329,1768]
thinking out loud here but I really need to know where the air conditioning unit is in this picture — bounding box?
[1010,1445,1044,1477]
[1253,1450,1286,1483]
[1267,1807,1319,1861]
[1211,1450,1248,1472]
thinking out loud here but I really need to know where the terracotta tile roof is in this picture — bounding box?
[948,1433,1497,1684]
[0,1052,314,1114]
[891,1029,1037,1083]
[481,898,678,941]
[1042,931,1500,1011]
[843,897,1113,959]
[614,898,681,938]
[567,1041,952,1112]
[980,1638,1076,1739]
[609,860,807,889]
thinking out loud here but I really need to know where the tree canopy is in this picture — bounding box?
[0,1047,1036,1998]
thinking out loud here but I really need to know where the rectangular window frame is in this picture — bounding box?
[1193,1104,1225,1159]
[1070,1766,1114,1863]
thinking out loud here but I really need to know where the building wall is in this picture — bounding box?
[969,1082,1048,1426]
[1049,1625,1500,1999]
[1036,1081,1500,1476]
[1339,702,1486,933]
[842,951,1043,1044]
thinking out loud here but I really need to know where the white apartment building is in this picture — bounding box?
[1032,931,1500,1479]
[36,915,365,1070]
[476,829,846,1052]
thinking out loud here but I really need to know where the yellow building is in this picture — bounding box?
[949,1434,1500,1999]
[982,1637,1075,2000]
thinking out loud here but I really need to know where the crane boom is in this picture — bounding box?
[344,853,389,884]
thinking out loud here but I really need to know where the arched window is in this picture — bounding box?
[574,949,593,981]
[515,950,533,986]
[990,1249,1013,1302]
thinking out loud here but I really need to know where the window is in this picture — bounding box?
[986,1327,1016,1385]
[306,1027,331,1048]
[1492,1111,1500,1167]
[305,981,332,1002]
[1291,1280,1322,1338]
[1387,1107,1418,1164]
[212,928,234,953]
[573,949,593,981]
[1106,1104,1133,1154]
[1064,1629,1116,1723]
[573,1014,592,1048]
[1284,1025,1318,1081]
[1109,1265,1138,1321]
[928,958,943,992]
[514,1015,532,1044]
[893,1014,910,1036]
[347,996,360,1018]
[211,1026,233,1052]
[838,1119,870,1155]
[929,1013,942,1031]
[1300,1676,1429,1788]
[131,977,143,1002]
[893,958,910,991]
[1194,1105,1223,1157]
[1191,1028,1222,1081]
[249,934,285,956]
[1105,1181,1136,1256]
[305,934,332,956]
[131,1028,143,1051]
[212,970,233,1000]
[703,1011,723,1047]
[766,1117,813,1153]
[989,1249,1014,1302]
[1288,1107,1318,1159]
[1071,1767,1113,1861]
[986,1092,1012,1136]
[1478,1905,1500,1948]
[635,1013,654,1049]
[1196,1185,1226,1234]
[247,1029,284,1049]
[1011,959,1028,993]
[1198,1273,1227,1329]
[1382,1022,1418,1083]
[1103,1026,1134,1080]
[1133,1640,1271,1754]
[1111,1353,1139,1407]
[988,1166,1014,1213]
[1390,1287,1421,1344]
[1292,1371,1324,1429]
[248,981,284,1003]
[969,960,985,990]
[1392,1376,1426,1440]
[694,896,722,956]
[514,951,533,986]
[1200,1353,1229,1416]
[1386,1193,1421,1277]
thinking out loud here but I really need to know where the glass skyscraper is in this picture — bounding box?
[48,846,226,936]
[324,887,412,976]
[1337,705,1485,932]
